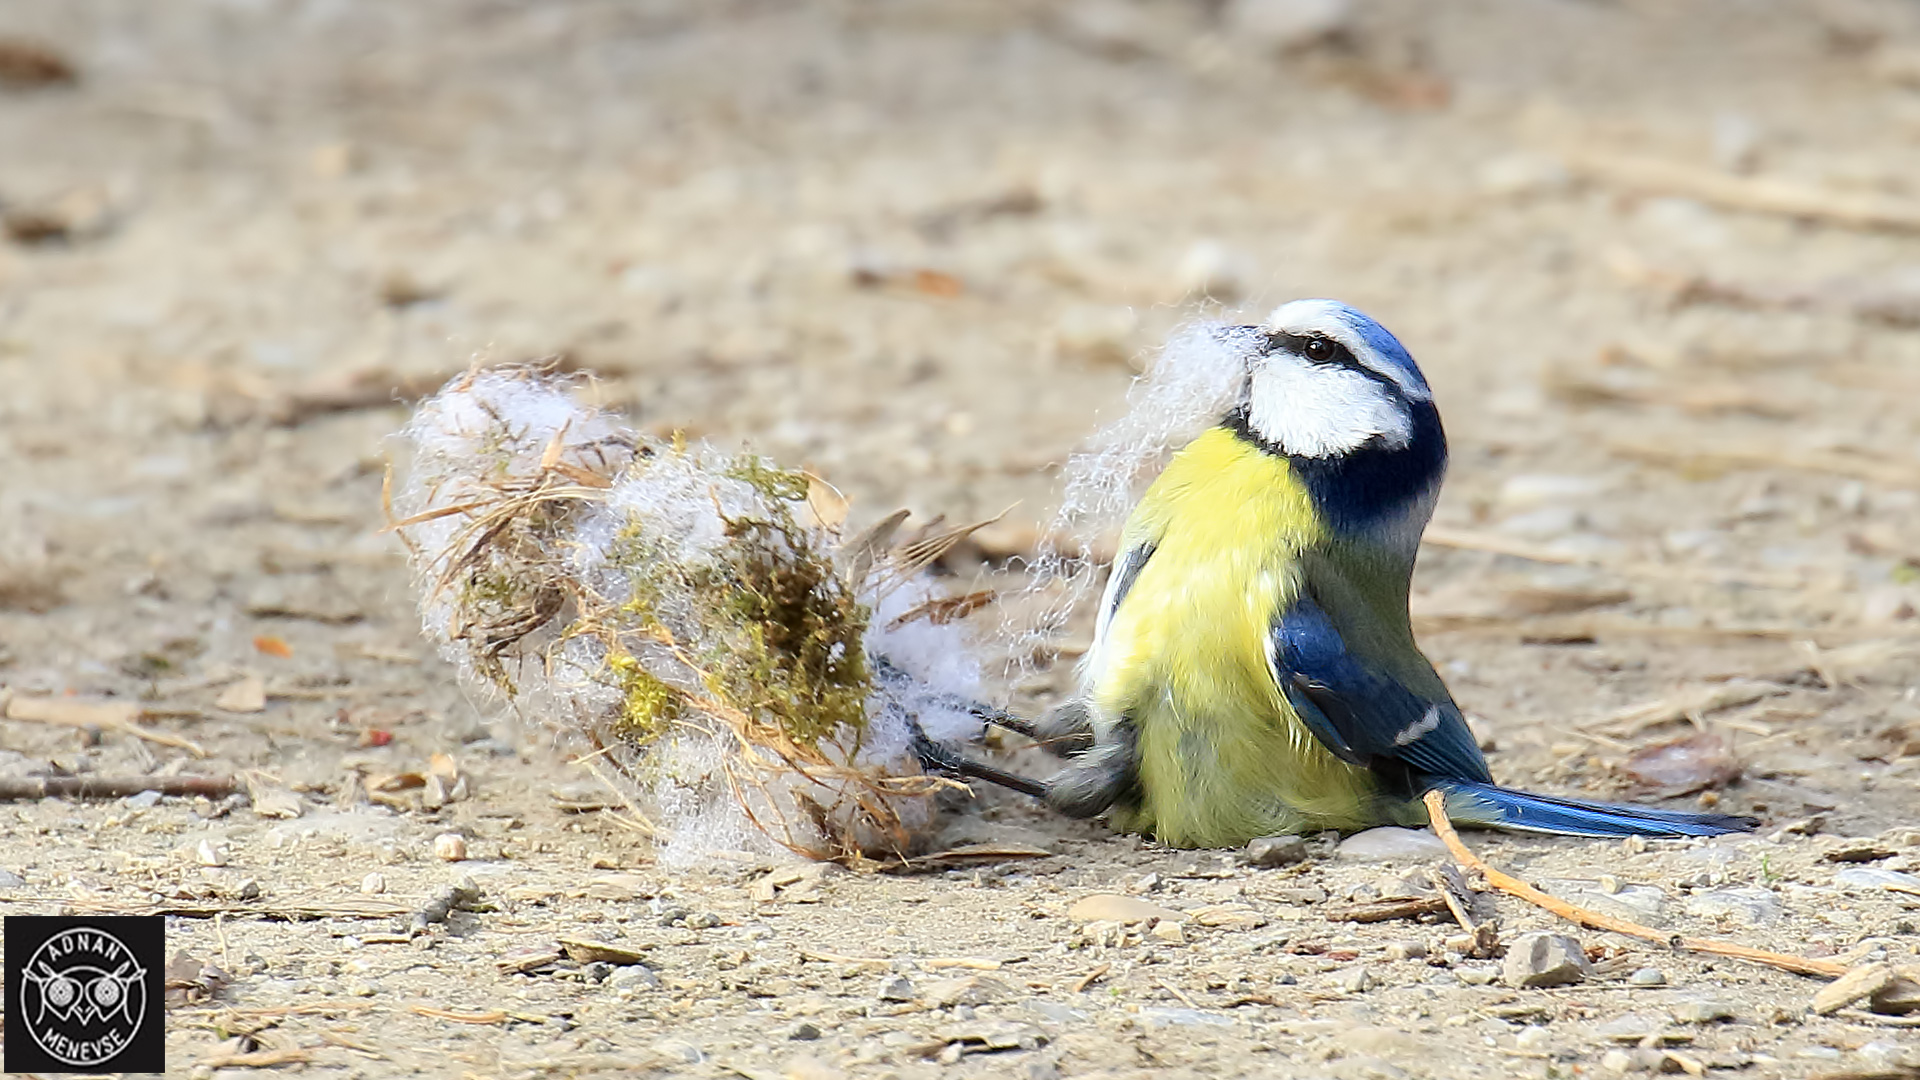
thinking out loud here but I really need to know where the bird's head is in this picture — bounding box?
[1232,299,1434,460]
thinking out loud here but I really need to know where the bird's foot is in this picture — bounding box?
[908,701,1128,818]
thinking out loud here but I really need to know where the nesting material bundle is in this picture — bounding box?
[391,368,988,865]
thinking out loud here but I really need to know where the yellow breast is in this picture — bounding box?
[1088,427,1382,846]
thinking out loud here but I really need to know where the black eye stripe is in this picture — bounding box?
[1267,331,1356,368]
[1261,330,1404,396]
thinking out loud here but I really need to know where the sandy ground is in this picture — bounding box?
[4,1,1920,1076]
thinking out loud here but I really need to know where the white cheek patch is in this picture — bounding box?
[1246,354,1412,458]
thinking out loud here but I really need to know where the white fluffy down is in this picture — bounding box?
[1006,322,1262,668]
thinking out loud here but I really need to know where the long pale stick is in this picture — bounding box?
[1421,789,1844,979]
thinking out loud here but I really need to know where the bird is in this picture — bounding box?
[925,299,1757,848]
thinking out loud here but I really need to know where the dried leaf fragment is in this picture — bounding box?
[1624,732,1741,794]
[215,676,268,714]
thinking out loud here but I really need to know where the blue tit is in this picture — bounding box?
[977,299,1757,848]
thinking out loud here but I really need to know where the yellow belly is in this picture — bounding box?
[1089,428,1386,847]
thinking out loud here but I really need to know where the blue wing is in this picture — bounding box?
[1270,595,1492,787]
[1271,595,1758,837]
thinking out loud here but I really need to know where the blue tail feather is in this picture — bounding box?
[1439,781,1758,838]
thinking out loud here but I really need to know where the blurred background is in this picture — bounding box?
[3,2,1920,1072]
[3,0,1920,804]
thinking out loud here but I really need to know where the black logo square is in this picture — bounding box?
[5,915,166,1074]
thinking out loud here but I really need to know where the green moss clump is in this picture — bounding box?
[724,456,812,503]
[607,452,872,753]
[610,652,683,744]
[704,514,871,748]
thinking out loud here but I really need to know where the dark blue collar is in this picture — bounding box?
[1223,400,1447,536]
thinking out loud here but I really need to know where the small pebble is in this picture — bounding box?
[1514,1026,1551,1052]
[1384,940,1426,961]
[1682,886,1781,926]
[1596,1014,1659,1043]
[788,1021,822,1041]
[1149,920,1186,944]
[361,872,386,895]
[650,1038,702,1064]
[1870,971,1920,1015]
[1628,967,1667,987]
[1599,1049,1636,1074]
[196,840,228,867]
[1222,0,1352,51]
[1502,932,1592,989]
[1066,894,1184,924]
[1671,997,1736,1024]
[608,965,661,991]
[1243,834,1308,868]
[684,911,722,930]
[925,975,1011,1007]
[1335,827,1451,863]
[878,975,916,1002]
[432,833,468,862]
[1341,967,1372,993]
[1835,867,1920,892]
[1456,966,1499,986]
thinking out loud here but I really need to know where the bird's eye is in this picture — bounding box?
[1302,338,1336,363]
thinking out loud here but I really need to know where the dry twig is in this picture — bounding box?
[1071,963,1111,993]
[1430,863,1498,958]
[1608,438,1920,490]
[407,1005,509,1025]
[1423,526,1810,591]
[5,694,207,757]
[923,957,1004,971]
[1580,681,1785,737]
[64,896,412,920]
[0,775,236,801]
[1422,790,1845,979]
[1324,895,1451,923]
[1605,250,1920,327]
[1567,151,1920,233]
[195,1048,315,1069]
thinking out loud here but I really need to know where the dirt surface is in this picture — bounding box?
[4,1,1920,1077]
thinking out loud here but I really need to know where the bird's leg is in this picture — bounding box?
[906,700,1131,817]
[909,717,1051,798]
[1041,714,1137,819]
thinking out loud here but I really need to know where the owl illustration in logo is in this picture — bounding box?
[24,958,144,1029]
